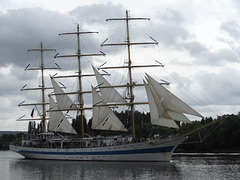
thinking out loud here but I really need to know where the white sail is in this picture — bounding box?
[92,87,127,131]
[146,74,202,118]
[165,110,191,123]
[51,77,77,110]
[92,66,126,103]
[144,80,179,129]
[48,96,77,134]
[152,117,180,129]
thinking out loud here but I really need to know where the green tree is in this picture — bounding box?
[0,134,16,150]
[72,114,88,135]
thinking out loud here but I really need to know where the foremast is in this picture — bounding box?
[18,42,59,132]
[54,24,104,138]
[100,10,162,139]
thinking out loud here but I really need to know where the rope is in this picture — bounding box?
[176,117,225,140]
[201,121,223,142]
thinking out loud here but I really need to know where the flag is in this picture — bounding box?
[31,108,34,118]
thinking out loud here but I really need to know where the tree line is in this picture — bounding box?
[0,133,24,150]
[1,111,240,152]
[71,111,240,152]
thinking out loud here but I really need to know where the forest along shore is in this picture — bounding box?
[1,113,240,152]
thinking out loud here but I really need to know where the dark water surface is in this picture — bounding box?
[0,151,239,180]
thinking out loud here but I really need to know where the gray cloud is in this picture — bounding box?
[0,6,109,75]
[0,67,23,96]
[153,9,189,48]
[157,24,189,47]
[182,41,207,56]
[153,11,240,67]
[169,72,192,90]
[69,6,189,55]
[158,9,184,24]
[0,8,73,67]
[69,2,124,24]
[221,20,240,40]
[10,64,39,81]
[0,4,126,100]
[195,67,240,105]
[182,41,239,66]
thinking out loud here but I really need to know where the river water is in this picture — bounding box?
[0,151,239,180]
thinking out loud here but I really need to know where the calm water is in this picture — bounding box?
[0,151,240,180]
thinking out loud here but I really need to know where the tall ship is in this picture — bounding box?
[10,10,204,161]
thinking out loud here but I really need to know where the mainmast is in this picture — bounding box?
[54,25,104,138]
[18,42,59,132]
[100,10,161,139]
[126,10,136,138]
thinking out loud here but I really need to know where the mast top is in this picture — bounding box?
[106,10,150,21]
[59,24,99,36]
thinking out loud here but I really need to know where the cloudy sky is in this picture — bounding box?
[1,0,240,131]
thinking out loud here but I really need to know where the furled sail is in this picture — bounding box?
[144,74,202,129]
[48,96,77,134]
[91,87,127,131]
[51,77,77,110]
[92,66,126,103]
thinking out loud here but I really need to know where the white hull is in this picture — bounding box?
[10,137,186,162]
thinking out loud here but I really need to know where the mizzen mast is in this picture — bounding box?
[18,42,59,132]
[54,24,104,138]
[100,10,161,139]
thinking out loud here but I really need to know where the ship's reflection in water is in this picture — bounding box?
[10,159,180,180]
[1,151,240,180]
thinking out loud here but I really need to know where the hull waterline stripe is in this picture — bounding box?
[18,146,174,156]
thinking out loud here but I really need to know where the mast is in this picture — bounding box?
[55,25,104,138]
[126,10,135,139]
[76,25,84,139]
[18,42,59,132]
[40,42,46,132]
[100,10,161,139]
